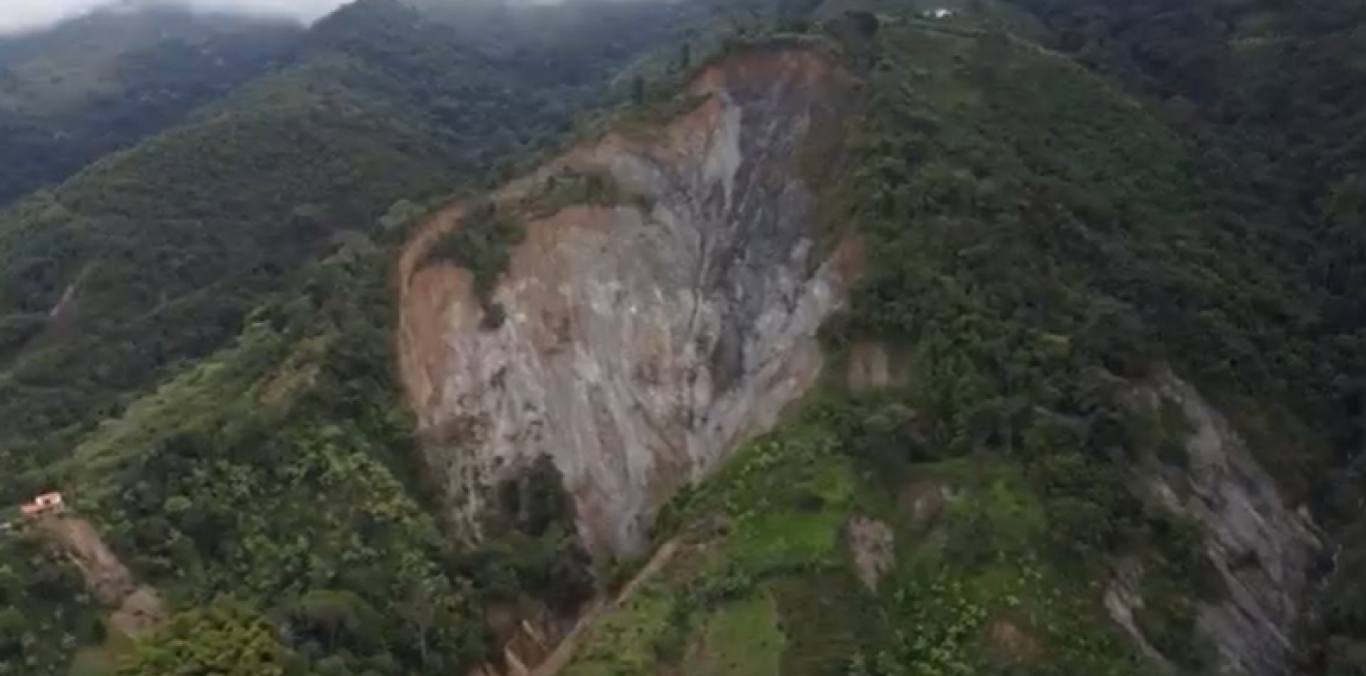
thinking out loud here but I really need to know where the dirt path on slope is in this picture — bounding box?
[528,538,683,676]
[35,515,166,637]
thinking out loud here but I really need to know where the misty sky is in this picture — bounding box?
[0,0,347,32]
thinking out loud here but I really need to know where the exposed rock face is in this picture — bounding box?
[846,341,909,392]
[845,516,895,591]
[1104,558,1179,672]
[399,47,862,555]
[1115,373,1324,676]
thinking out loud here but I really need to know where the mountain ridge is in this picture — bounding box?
[0,2,303,205]
[2,2,1366,676]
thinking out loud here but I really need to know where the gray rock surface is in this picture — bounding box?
[1112,373,1324,676]
[400,48,860,555]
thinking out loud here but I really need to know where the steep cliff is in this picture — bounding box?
[1108,373,1324,676]
[392,20,1346,676]
[400,44,863,555]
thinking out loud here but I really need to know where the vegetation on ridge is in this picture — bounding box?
[0,0,684,495]
[549,7,1366,676]
[0,5,301,208]
[4,0,1366,675]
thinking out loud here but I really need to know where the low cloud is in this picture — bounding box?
[0,0,348,33]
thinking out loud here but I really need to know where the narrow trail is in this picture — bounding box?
[3,491,164,637]
[35,514,167,637]
[527,538,683,676]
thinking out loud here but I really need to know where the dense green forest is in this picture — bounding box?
[961,2,1366,671]
[2,0,1366,675]
[0,5,303,206]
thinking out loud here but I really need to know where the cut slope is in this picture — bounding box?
[483,15,1337,676]
[0,0,649,493]
[399,43,864,555]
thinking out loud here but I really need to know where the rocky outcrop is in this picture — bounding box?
[1115,373,1324,676]
[844,516,895,591]
[1104,558,1179,672]
[845,341,910,392]
[399,45,863,556]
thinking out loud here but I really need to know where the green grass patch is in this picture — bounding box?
[564,581,678,676]
[575,425,1153,676]
[773,569,885,676]
[684,591,784,676]
[922,462,1049,566]
[861,458,1150,676]
[68,625,136,676]
[665,424,843,523]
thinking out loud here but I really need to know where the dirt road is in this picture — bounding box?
[528,538,683,676]
[35,515,166,637]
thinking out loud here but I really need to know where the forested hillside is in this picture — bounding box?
[454,10,1355,675]
[0,1,775,674]
[965,2,1366,670]
[0,5,303,206]
[0,0,683,490]
[1,1,1365,676]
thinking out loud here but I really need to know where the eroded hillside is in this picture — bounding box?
[33,514,166,638]
[401,17,1349,676]
[400,44,863,555]
[6,1,1366,675]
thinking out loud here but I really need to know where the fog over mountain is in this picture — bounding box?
[0,0,343,32]
[0,0,671,33]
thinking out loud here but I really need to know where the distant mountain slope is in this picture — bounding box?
[0,1,698,673]
[0,0,773,482]
[0,2,757,672]
[0,0,507,475]
[0,4,302,206]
